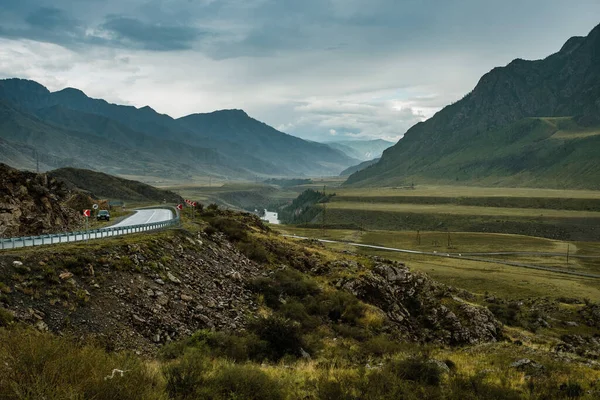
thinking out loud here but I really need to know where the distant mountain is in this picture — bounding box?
[0,79,357,179]
[325,139,393,161]
[177,110,357,176]
[347,24,600,189]
[339,158,380,176]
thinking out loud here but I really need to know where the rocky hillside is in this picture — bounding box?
[347,23,600,189]
[0,163,83,237]
[1,209,599,398]
[0,209,502,354]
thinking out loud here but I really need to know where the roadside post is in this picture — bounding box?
[83,209,91,242]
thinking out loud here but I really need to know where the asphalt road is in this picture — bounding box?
[0,208,175,250]
[283,235,600,279]
[110,209,173,228]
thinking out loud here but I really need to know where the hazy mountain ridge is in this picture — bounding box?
[340,158,380,176]
[0,79,357,179]
[346,23,600,188]
[325,139,393,161]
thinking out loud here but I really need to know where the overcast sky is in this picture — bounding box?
[0,1,599,142]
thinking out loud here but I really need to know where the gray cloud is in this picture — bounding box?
[25,7,79,32]
[0,1,599,142]
[99,16,203,51]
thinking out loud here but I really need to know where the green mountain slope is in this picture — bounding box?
[339,158,380,176]
[346,24,600,189]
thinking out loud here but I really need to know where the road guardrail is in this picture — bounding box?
[0,207,180,251]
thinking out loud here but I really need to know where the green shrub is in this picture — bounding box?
[163,349,209,400]
[209,217,248,242]
[200,363,285,400]
[203,225,217,236]
[447,372,522,400]
[249,268,320,308]
[0,327,163,400]
[0,308,14,327]
[312,290,366,325]
[250,315,304,361]
[237,239,269,263]
[384,355,445,386]
[560,381,584,398]
[362,335,403,357]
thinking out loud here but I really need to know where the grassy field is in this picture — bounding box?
[326,201,600,218]
[276,226,600,302]
[333,185,600,199]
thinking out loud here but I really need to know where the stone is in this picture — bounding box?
[12,261,23,267]
[132,314,146,324]
[155,278,165,285]
[35,320,49,332]
[157,295,169,306]
[147,289,155,297]
[59,271,73,280]
[167,272,181,284]
[181,294,193,302]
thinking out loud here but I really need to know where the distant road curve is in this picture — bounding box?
[0,208,176,250]
[282,235,600,279]
[110,209,174,228]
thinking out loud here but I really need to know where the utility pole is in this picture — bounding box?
[416,230,421,245]
[447,229,452,248]
[33,148,39,173]
[321,185,326,232]
[566,244,570,265]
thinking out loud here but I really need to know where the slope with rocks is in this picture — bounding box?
[0,208,504,355]
[347,23,600,188]
[0,163,84,237]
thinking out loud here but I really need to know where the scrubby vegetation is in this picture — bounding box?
[1,209,599,399]
[279,189,335,224]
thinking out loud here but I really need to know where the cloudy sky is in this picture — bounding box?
[0,0,599,142]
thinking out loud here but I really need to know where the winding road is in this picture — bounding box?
[0,208,177,250]
[283,235,600,279]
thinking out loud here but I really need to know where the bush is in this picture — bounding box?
[237,239,269,263]
[0,327,163,400]
[200,363,285,400]
[209,217,247,242]
[384,355,445,386]
[249,268,320,308]
[362,335,402,357]
[0,308,14,327]
[250,315,304,361]
[203,225,217,236]
[447,372,522,400]
[312,290,366,325]
[163,349,209,400]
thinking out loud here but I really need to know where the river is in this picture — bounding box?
[262,209,280,224]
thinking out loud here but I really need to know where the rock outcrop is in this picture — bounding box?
[341,261,502,345]
[0,163,83,237]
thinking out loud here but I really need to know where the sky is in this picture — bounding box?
[0,1,599,143]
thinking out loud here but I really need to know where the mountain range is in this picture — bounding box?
[325,139,393,161]
[0,79,358,179]
[346,23,600,189]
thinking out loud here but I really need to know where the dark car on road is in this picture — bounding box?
[97,210,110,221]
